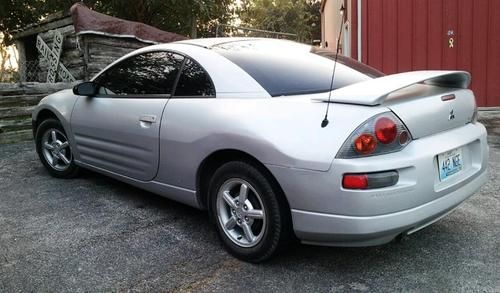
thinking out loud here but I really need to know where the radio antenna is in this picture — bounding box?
[321,12,345,128]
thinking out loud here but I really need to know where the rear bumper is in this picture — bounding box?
[267,122,489,246]
[291,168,487,246]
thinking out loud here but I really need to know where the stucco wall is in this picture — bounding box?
[321,0,353,53]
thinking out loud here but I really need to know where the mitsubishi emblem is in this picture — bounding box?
[449,110,455,120]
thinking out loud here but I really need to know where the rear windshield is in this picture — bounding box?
[214,40,381,97]
[313,49,385,79]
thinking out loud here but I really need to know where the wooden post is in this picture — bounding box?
[82,35,90,81]
[15,40,27,82]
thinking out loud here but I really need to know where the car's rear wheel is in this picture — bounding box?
[209,161,289,262]
[35,119,79,178]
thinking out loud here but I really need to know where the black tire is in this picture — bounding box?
[35,118,80,178]
[209,161,291,262]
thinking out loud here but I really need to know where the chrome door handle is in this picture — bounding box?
[139,115,157,123]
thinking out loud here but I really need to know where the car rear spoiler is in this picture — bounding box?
[320,70,471,106]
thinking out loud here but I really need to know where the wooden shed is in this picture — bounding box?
[12,3,187,83]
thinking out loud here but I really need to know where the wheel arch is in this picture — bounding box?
[33,108,59,138]
[33,108,58,128]
[196,149,291,215]
[32,89,79,140]
[32,105,77,161]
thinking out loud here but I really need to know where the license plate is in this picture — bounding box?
[438,147,463,181]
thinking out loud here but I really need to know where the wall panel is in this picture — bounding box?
[356,0,499,106]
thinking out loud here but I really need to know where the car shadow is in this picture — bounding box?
[73,168,474,269]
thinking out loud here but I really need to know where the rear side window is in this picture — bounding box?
[214,40,372,97]
[174,58,215,97]
[95,51,184,95]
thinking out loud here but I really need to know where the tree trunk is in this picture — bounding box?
[190,15,198,39]
[0,47,8,82]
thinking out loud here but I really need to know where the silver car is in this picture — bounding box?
[32,38,488,262]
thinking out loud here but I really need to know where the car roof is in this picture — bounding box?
[175,37,255,48]
[175,37,302,49]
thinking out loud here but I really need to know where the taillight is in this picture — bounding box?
[342,174,368,189]
[337,112,412,158]
[342,171,399,190]
[375,117,397,144]
[354,134,377,154]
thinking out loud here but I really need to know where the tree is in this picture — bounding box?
[0,33,18,82]
[84,0,234,38]
[238,0,321,44]
[307,0,322,43]
[0,0,234,46]
[0,38,9,81]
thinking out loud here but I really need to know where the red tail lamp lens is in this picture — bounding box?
[375,117,397,144]
[343,171,399,190]
[354,134,377,154]
[342,174,368,189]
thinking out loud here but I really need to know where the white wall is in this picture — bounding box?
[321,0,352,54]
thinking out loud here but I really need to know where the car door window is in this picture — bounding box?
[95,51,184,96]
[173,58,215,97]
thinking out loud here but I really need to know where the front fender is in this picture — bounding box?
[32,89,80,157]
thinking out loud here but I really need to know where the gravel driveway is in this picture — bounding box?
[0,138,498,292]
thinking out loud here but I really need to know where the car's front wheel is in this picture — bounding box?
[209,161,290,262]
[35,118,79,178]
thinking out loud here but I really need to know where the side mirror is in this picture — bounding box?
[73,81,99,96]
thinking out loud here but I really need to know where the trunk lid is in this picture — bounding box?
[317,70,476,139]
[384,85,476,138]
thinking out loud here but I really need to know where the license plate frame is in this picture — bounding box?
[437,147,463,181]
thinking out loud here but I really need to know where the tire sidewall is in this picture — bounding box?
[35,119,79,178]
[209,161,284,262]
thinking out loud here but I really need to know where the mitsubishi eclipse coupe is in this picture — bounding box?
[32,38,488,262]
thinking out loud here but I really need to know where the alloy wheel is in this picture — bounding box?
[41,128,72,172]
[216,178,266,248]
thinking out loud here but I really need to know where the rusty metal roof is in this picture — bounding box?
[13,3,188,44]
[70,3,188,44]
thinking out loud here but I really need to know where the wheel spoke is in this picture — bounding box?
[238,183,248,203]
[51,130,57,143]
[224,216,237,230]
[44,143,54,150]
[59,153,70,165]
[241,222,255,243]
[51,155,59,165]
[222,191,237,209]
[246,209,264,220]
[59,141,69,149]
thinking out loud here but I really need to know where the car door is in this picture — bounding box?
[155,56,218,188]
[71,51,184,181]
